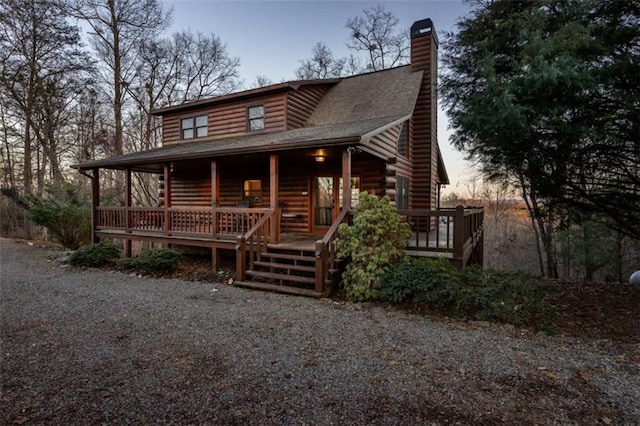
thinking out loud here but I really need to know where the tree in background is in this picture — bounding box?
[251,75,274,88]
[124,30,240,206]
[441,0,640,277]
[68,0,171,157]
[346,4,409,71]
[0,0,89,194]
[296,5,407,78]
[295,42,346,79]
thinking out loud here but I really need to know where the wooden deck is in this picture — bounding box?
[93,205,483,296]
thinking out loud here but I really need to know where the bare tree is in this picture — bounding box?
[251,75,273,88]
[346,5,409,71]
[119,30,240,205]
[167,30,241,104]
[295,42,347,79]
[68,0,171,156]
[1,0,89,193]
[124,30,241,151]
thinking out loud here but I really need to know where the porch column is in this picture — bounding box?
[342,149,352,210]
[163,163,172,236]
[91,168,100,244]
[210,159,219,271]
[124,167,132,257]
[211,160,218,207]
[269,154,279,243]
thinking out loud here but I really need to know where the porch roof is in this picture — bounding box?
[74,114,406,172]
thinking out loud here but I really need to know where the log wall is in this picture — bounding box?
[286,86,330,129]
[162,94,287,145]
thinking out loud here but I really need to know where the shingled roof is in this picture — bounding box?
[75,65,423,171]
[309,65,422,126]
[75,115,407,172]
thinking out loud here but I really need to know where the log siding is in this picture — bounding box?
[286,86,330,129]
[162,94,287,145]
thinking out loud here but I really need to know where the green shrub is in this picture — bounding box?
[117,248,182,273]
[335,192,411,302]
[380,257,554,327]
[69,242,121,267]
[29,183,91,249]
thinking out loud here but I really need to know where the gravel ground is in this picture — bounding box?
[1,238,638,425]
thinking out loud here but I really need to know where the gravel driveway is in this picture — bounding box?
[1,238,638,424]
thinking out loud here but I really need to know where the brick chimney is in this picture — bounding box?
[410,19,439,210]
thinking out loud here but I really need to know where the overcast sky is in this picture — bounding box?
[164,0,475,192]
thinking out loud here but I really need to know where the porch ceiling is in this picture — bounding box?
[73,115,406,173]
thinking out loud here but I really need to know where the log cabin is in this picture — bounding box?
[75,18,484,297]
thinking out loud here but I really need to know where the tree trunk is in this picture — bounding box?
[109,0,123,156]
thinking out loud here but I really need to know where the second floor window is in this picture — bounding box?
[181,115,208,139]
[247,105,265,131]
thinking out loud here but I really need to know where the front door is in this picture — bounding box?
[313,176,335,232]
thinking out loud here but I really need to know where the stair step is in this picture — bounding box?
[234,281,322,298]
[253,261,315,273]
[246,270,316,285]
[260,252,315,263]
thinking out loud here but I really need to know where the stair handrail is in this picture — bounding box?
[236,208,279,281]
[314,208,352,294]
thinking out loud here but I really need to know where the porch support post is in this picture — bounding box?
[211,159,218,208]
[342,148,352,210]
[91,168,100,244]
[452,205,465,269]
[124,167,132,257]
[164,163,172,236]
[269,154,279,243]
[211,159,219,271]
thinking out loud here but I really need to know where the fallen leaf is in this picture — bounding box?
[545,372,561,381]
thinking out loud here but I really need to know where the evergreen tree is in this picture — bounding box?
[441,0,640,276]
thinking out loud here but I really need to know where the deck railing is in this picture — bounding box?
[315,208,352,294]
[399,205,484,268]
[235,208,280,281]
[96,206,271,238]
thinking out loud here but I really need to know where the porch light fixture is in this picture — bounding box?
[314,155,326,163]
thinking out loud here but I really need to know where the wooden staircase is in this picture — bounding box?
[234,245,342,298]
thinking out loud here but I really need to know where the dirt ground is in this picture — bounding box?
[1,239,639,424]
[166,252,640,343]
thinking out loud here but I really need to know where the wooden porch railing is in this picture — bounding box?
[235,208,280,281]
[399,205,484,268]
[95,206,271,238]
[315,208,353,294]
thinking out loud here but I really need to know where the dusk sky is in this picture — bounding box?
[164,1,475,192]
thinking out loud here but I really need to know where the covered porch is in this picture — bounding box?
[78,142,483,297]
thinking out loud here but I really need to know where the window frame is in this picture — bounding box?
[247,104,265,132]
[396,121,409,158]
[181,114,208,140]
[396,175,410,210]
[242,179,263,204]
